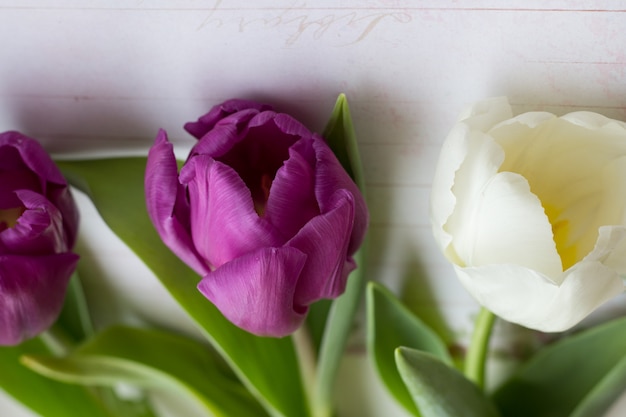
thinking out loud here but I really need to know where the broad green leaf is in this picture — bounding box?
[22,326,265,417]
[367,282,452,416]
[493,316,626,417]
[96,390,157,417]
[570,355,626,417]
[0,337,112,417]
[396,347,500,417]
[57,158,308,417]
[309,93,369,417]
[54,273,157,417]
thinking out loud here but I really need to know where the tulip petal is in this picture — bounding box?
[561,111,626,131]
[288,189,355,306]
[0,190,66,254]
[0,134,79,247]
[188,109,261,158]
[457,171,562,278]
[442,124,561,276]
[197,246,308,337]
[430,124,474,258]
[583,225,626,276]
[490,116,626,268]
[0,132,67,188]
[249,111,313,140]
[311,137,368,255]
[265,140,319,237]
[455,262,624,332]
[184,100,273,140]
[0,169,39,208]
[0,253,79,345]
[48,187,79,250]
[431,98,512,261]
[457,97,513,132]
[182,155,284,268]
[145,130,208,276]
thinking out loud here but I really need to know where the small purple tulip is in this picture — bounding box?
[145,99,368,337]
[0,132,79,345]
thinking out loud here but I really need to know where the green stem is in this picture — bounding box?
[292,327,317,417]
[39,324,75,356]
[464,307,496,390]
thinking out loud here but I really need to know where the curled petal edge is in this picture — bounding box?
[145,130,209,276]
[454,262,624,332]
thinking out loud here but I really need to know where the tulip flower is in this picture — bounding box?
[145,99,368,337]
[431,97,626,332]
[0,132,79,345]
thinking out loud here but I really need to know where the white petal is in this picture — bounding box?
[460,171,562,276]
[490,116,626,267]
[584,225,626,276]
[431,97,513,260]
[455,262,624,332]
[456,97,513,129]
[561,111,626,131]
[430,123,473,258]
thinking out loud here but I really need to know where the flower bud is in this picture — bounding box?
[0,132,79,345]
[146,100,368,337]
[431,98,626,332]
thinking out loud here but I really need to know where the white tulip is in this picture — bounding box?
[431,97,626,332]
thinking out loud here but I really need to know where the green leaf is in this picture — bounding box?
[309,93,369,417]
[322,93,366,191]
[57,158,308,417]
[571,355,626,417]
[367,282,452,416]
[0,337,113,417]
[97,389,158,417]
[22,326,265,417]
[311,241,368,417]
[395,347,500,417]
[492,316,626,417]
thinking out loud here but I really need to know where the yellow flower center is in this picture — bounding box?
[0,207,24,229]
[543,203,578,270]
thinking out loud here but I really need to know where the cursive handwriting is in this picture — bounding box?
[197,1,412,46]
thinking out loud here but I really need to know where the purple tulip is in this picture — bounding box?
[0,132,79,345]
[145,99,368,337]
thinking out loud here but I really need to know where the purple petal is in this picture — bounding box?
[188,109,261,159]
[145,130,209,276]
[0,132,79,248]
[241,112,309,163]
[181,155,284,269]
[184,100,274,140]
[0,253,78,345]
[0,190,66,255]
[287,189,356,306]
[197,246,308,337]
[0,132,67,189]
[251,112,314,139]
[265,139,320,237]
[312,137,368,255]
[0,169,40,209]
[47,186,79,249]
